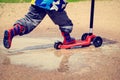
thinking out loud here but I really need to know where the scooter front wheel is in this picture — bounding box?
[93,36,103,47]
[81,33,89,40]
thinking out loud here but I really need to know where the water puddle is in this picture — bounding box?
[3,37,120,73]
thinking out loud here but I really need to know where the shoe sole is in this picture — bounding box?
[3,30,11,49]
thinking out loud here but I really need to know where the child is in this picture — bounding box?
[3,0,75,49]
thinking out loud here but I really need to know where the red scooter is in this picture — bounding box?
[54,0,103,49]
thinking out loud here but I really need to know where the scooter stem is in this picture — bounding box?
[89,0,95,34]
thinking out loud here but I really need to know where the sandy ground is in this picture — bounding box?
[0,0,120,80]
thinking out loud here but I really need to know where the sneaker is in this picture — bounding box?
[61,32,76,45]
[3,24,24,49]
[63,37,76,45]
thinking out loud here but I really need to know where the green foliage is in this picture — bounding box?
[0,0,86,3]
[67,0,86,2]
[0,0,30,3]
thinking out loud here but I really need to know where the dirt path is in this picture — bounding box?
[0,1,120,80]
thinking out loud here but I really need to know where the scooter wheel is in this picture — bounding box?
[54,41,62,49]
[81,33,89,40]
[93,36,103,47]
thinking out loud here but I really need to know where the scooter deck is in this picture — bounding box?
[59,35,96,49]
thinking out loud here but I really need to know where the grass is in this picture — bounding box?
[0,0,31,3]
[67,0,86,2]
[0,0,86,3]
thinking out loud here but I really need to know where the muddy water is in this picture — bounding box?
[1,37,120,73]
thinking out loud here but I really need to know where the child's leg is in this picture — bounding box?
[3,24,24,49]
[3,5,47,49]
[48,10,75,45]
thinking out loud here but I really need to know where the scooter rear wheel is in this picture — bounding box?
[93,36,103,47]
[54,41,62,49]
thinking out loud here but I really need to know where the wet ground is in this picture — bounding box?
[1,37,120,73]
